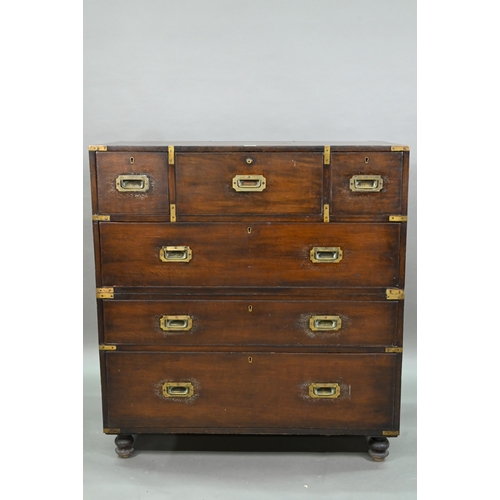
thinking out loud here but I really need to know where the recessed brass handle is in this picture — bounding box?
[309,315,342,331]
[309,383,340,399]
[349,175,383,192]
[310,247,343,263]
[160,315,193,331]
[159,246,192,262]
[232,174,266,192]
[162,382,194,398]
[115,174,150,192]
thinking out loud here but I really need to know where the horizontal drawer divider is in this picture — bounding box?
[101,346,402,353]
[102,287,395,300]
[95,214,405,223]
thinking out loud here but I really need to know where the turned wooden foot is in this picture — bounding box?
[367,437,389,462]
[114,434,135,458]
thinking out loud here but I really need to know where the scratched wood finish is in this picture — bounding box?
[95,152,169,214]
[99,222,401,288]
[331,152,405,216]
[102,299,400,347]
[175,152,323,216]
[89,143,408,457]
[105,352,398,430]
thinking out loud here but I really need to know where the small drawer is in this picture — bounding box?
[331,152,405,216]
[96,152,169,214]
[175,152,323,216]
[102,299,400,347]
[105,352,399,431]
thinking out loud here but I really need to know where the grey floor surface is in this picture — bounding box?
[83,348,416,499]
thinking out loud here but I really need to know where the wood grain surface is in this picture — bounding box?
[105,352,399,430]
[331,152,405,215]
[99,222,402,288]
[176,152,323,216]
[102,299,400,347]
[95,152,169,214]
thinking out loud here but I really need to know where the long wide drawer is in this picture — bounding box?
[99,222,403,287]
[102,299,400,347]
[105,352,400,431]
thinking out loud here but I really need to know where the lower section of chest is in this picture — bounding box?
[103,351,401,434]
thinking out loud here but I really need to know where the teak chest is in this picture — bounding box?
[89,141,410,461]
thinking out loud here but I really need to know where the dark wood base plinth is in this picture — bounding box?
[108,434,389,462]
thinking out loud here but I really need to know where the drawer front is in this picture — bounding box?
[99,222,402,288]
[175,152,323,216]
[105,352,399,430]
[103,299,400,347]
[331,152,404,215]
[96,152,169,214]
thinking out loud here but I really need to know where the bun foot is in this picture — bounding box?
[114,434,135,458]
[368,437,389,462]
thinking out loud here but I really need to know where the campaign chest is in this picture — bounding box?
[89,141,410,461]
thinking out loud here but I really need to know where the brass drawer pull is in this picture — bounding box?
[310,247,343,263]
[309,383,340,399]
[349,175,383,192]
[162,382,194,398]
[160,315,193,331]
[115,174,150,192]
[309,315,342,331]
[232,174,266,192]
[159,246,192,262]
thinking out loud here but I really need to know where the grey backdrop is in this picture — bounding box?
[83,1,416,498]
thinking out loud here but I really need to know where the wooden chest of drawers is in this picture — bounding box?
[89,141,409,461]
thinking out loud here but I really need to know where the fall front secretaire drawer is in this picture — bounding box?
[175,152,324,216]
[105,352,400,431]
[99,222,404,288]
